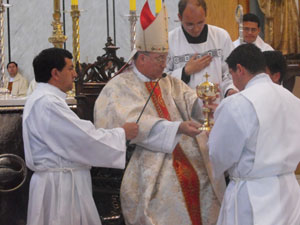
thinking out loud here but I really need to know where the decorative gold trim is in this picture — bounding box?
[48,0,67,48]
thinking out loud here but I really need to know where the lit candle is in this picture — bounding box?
[155,0,162,14]
[71,0,78,6]
[129,0,136,11]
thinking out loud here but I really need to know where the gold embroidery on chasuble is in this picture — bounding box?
[145,81,202,225]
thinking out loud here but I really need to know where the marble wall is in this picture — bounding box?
[3,0,178,83]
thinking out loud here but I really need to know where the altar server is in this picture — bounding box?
[209,43,300,225]
[233,13,274,51]
[23,47,138,225]
[165,0,237,99]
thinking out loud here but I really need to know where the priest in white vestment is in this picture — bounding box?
[209,43,300,225]
[233,13,273,51]
[4,61,28,97]
[94,3,225,225]
[23,48,138,225]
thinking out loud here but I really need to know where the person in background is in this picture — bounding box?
[165,0,237,99]
[23,47,138,225]
[263,50,287,85]
[233,13,274,51]
[209,43,300,225]
[26,78,37,96]
[4,61,28,96]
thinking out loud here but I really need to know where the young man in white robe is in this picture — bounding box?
[263,50,287,85]
[165,0,237,99]
[233,13,274,51]
[22,47,138,225]
[94,3,225,225]
[208,43,300,225]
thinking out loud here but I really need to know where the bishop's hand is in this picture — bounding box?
[178,121,202,137]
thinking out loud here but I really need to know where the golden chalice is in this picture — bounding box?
[196,73,219,131]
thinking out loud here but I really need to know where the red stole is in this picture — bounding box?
[145,81,202,225]
[8,82,13,93]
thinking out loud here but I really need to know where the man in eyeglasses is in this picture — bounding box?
[94,2,225,225]
[166,0,237,99]
[233,13,274,51]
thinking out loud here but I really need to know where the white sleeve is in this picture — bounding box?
[165,49,183,80]
[208,95,257,178]
[136,120,181,154]
[32,96,126,169]
[220,34,237,96]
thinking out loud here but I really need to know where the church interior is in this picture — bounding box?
[0,0,300,224]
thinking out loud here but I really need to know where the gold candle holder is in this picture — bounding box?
[0,2,5,88]
[48,0,67,48]
[68,4,81,97]
[128,10,137,51]
[71,4,80,66]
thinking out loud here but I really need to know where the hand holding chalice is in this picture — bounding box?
[196,73,219,131]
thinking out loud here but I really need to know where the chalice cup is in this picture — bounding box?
[196,73,218,131]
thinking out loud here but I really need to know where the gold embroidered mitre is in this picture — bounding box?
[135,1,169,53]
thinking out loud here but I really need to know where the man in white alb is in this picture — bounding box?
[233,13,274,51]
[209,43,300,225]
[23,47,138,225]
[166,0,237,98]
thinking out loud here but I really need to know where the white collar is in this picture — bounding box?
[36,82,67,100]
[132,63,159,82]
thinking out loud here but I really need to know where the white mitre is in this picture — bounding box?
[135,2,169,53]
[117,2,169,75]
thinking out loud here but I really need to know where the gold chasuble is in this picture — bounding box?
[145,81,202,225]
[94,69,225,225]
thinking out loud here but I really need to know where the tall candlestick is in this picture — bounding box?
[0,1,5,88]
[71,0,78,6]
[128,10,137,51]
[155,0,162,14]
[71,4,80,66]
[48,0,67,48]
[129,0,136,11]
[69,4,80,97]
[54,0,60,11]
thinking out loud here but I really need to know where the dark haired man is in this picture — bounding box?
[233,13,274,51]
[4,61,28,96]
[22,48,138,225]
[263,50,287,85]
[166,0,237,99]
[208,44,300,225]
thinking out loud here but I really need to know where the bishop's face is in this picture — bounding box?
[142,52,168,80]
